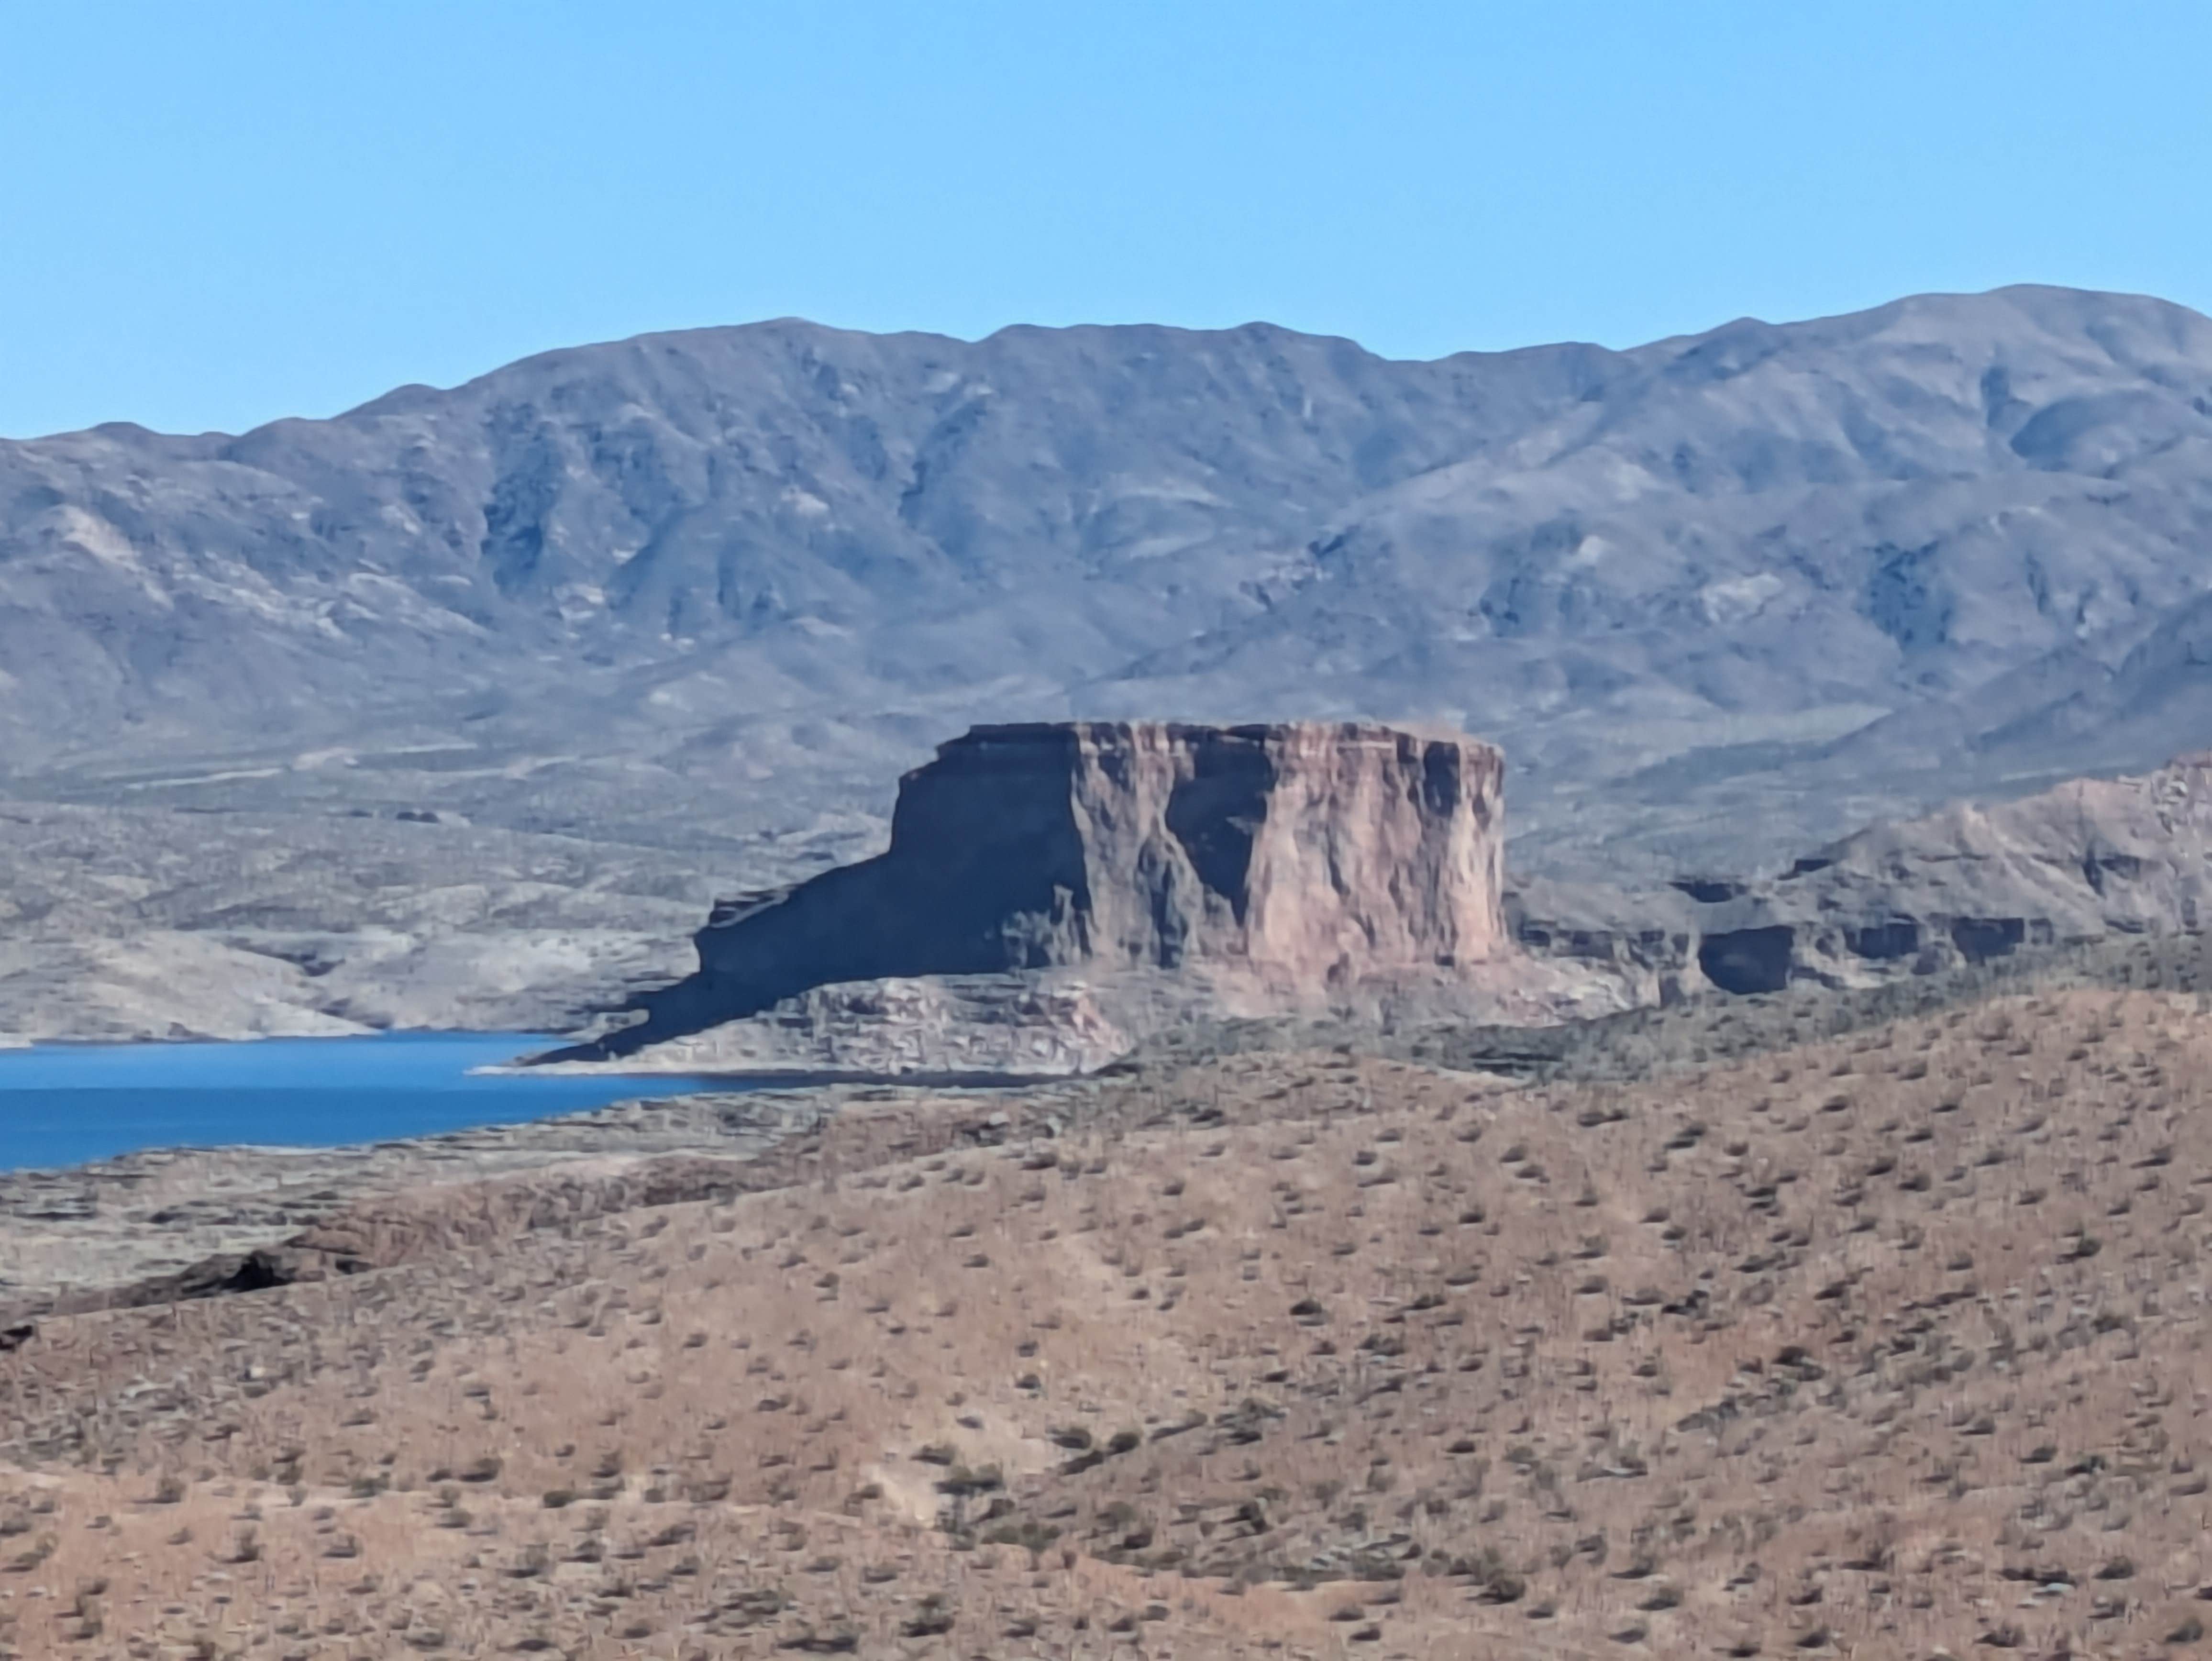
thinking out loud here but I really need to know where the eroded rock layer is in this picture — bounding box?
[1516,751,2212,1001]
[579,721,1506,1059]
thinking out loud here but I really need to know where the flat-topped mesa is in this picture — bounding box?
[580,721,1507,1058]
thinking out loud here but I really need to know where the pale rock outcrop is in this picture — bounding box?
[1516,753,2212,998]
[559,720,1516,1066]
[555,976,1139,1079]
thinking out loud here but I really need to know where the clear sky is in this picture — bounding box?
[4,0,2209,439]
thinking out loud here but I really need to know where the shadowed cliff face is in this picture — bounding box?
[577,721,1507,1057]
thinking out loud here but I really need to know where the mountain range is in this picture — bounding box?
[7,284,2212,877]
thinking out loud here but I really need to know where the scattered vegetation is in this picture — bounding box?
[4,950,2212,1653]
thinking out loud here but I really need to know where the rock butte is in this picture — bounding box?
[575,720,1509,1060]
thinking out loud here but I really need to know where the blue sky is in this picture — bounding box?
[3,1,2208,438]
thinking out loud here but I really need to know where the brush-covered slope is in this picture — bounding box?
[6,965,2212,1656]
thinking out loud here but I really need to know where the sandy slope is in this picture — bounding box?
[0,964,2210,1655]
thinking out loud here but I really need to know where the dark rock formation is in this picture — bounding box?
[567,721,1508,1060]
[1697,926,1796,996]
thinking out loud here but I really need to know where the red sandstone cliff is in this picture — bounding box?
[1062,721,1505,975]
[567,721,1508,1061]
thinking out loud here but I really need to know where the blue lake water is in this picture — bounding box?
[0,1033,718,1172]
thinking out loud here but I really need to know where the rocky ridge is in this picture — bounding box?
[9,286,2212,884]
[1516,750,2212,1001]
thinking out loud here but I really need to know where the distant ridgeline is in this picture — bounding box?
[11,288,2212,876]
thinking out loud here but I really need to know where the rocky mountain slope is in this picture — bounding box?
[8,285,2212,880]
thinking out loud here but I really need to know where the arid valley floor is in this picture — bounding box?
[1,948,2211,1658]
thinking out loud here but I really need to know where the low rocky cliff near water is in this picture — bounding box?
[562,720,1518,1064]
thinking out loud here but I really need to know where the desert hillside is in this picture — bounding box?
[3,946,2211,1656]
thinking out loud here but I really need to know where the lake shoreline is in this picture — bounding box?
[0,1085,837,1320]
[0,1069,1055,1330]
[0,1031,727,1173]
